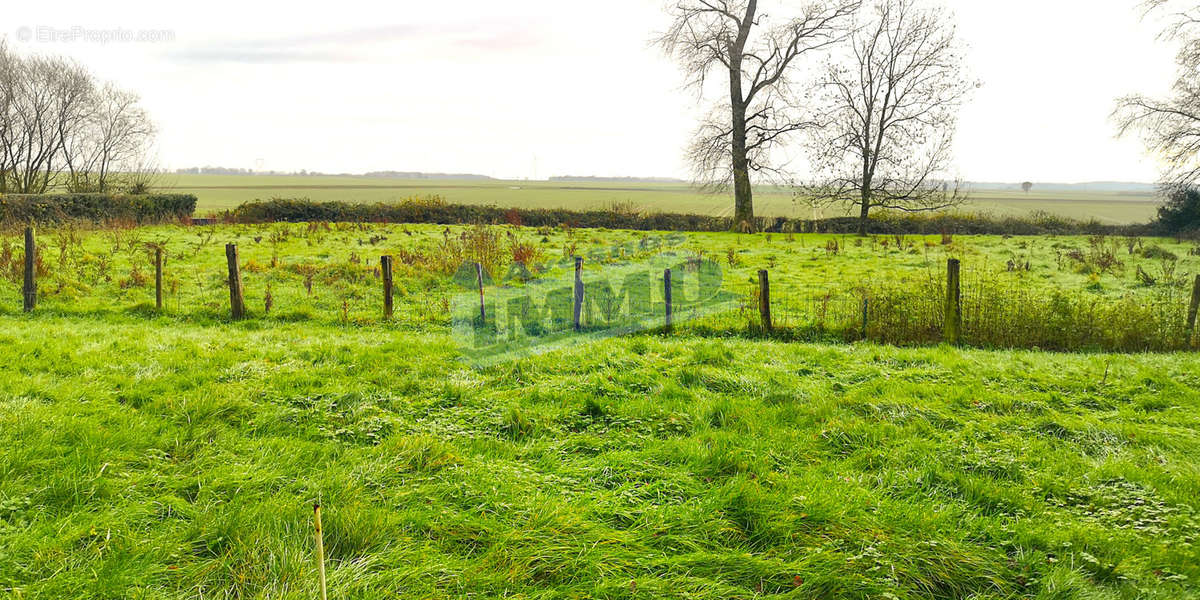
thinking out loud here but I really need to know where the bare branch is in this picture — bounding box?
[1116,0,1200,193]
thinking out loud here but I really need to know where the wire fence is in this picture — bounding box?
[698,266,1199,353]
[7,223,1200,354]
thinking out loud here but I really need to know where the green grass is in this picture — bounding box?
[4,222,1194,320]
[2,317,1199,598]
[160,174,1164,224]
[1,223,1199,598]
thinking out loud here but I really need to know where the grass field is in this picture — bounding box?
[2,223,1199,598]
[2,222,1196,321]
[160,174,1165,225]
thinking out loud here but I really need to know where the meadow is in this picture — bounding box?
[1,222,1199,598]
[1,222,1196,333]
[162,175,1164,225]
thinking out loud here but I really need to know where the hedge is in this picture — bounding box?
[0,193,198,225]
[229,198,741,231]
[227,197,1166,237]
[813,213,1159,237]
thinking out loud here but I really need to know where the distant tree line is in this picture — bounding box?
[175,167,265,176]
[549,176,687,183]
[174,168,499,179]
[0,40,156,195]
[175,167,324,176]
[361,171,493,180]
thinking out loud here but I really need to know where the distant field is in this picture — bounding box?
[162,175,1163,224]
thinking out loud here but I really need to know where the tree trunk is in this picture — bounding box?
[858,198,870,236]
[731,106,754,229]
[729,0,756,231]
[858,157,872,236]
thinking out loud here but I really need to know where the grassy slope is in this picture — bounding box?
[1,314,1198,598]
[1,224,1199,597]
[160,175,1162,224]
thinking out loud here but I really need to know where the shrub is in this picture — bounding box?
[1155,187,1200,233]
[0,193,197,225]
[118,265,149,289]
[1141,245,1178,261]
[436,225,508,277]
[509,239,541,267]
[504,208,522,227]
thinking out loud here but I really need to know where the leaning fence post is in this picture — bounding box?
[381,255,394,321]
[155,247,164,310]
[1188,274,1200,345]
[22,227,36,313]
[758,269,772,332]
[664,268,673,330]
[945,258,962,345]
[226,243,246,319]
[574,257,584,331]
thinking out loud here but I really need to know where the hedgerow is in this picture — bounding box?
[227,196,1163,237]
[0,193,197,225]
[228,196,739,231]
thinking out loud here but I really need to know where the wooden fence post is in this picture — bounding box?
[758,269,772,331]
[573,257,584,331]
[475,262,486,320]
[22,227,36,312]
[945,258,962,345]
[1188,274,1200,345]
[155,247,164,310]
[226,243,246,319]
[381,255,394,321]
[664,268,673,330]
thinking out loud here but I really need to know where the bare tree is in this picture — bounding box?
[3,54,93,194]
[1022,181,1033,193]
[0,40,15,194]
[49,61,95,189]
[802,0,974,235]
[63,84,155,193]
[1115,1,1200,193]
[0,43,157,195]
[6,56,60,193]
[659,0,861,228]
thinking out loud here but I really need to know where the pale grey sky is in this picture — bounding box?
[5,0,1179,182]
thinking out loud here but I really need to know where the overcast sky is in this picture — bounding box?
[5,0,1180,182]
